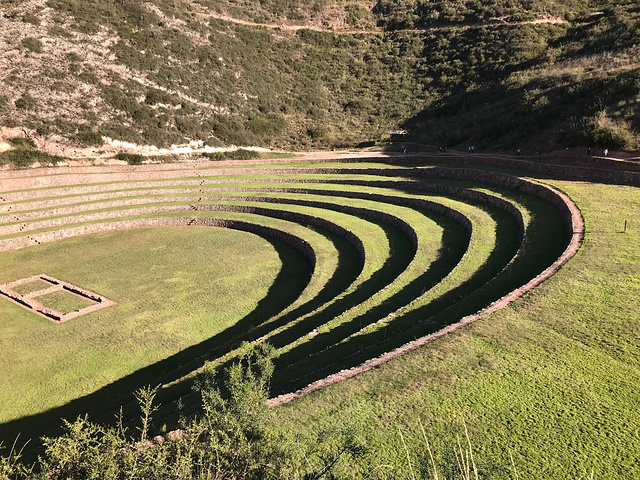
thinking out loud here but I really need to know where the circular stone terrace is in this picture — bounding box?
[0,155,588,443]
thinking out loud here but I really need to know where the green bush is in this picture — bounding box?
[73,129,103,146]
[582,111,635,149]
[23,12,40,25]
[144,88,176,105]
[115,152,144,165]
[21,37,43,53]
[7,137,36,149]
[9,344,363,479]
[202,148,261,161]
[14,93,38,110]
[0,149,63,168]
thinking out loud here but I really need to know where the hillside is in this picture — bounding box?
[0,0,638,161]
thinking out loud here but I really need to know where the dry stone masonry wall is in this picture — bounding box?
[0,158,588,413]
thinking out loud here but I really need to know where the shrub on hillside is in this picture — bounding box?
[203,149,261,161]
[7,137,36,149]
[14,93,38,111]
[144,88,176,106]
[582,111,636,150]
[21,37,43,53]
[115,152,144,165]
[73,126,104,146]
[23,13,40,25]
[0,148,62,168]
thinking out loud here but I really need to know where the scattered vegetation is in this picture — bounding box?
[1,0,637,154]
[114,152,144,164]
[581,110,637,150]
[20,37,43,54]
[14,94,37,111]
[0,137,62,168]
[1,346,365,479]
[6,137,36,149]
[202,148,261,161]
[72,125,104,146]
[22,13,41,26]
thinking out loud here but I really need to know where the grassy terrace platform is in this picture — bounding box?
[2,157,622,475]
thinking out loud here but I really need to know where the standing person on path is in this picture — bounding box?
[604,148,609,157]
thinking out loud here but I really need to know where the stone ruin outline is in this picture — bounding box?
[0,274,116,323]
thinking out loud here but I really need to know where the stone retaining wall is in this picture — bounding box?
[268,175,584,406]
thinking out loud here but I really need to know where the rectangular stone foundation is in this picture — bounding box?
[0,274,116,323]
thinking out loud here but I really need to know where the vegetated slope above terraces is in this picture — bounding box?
[0,0,638,157]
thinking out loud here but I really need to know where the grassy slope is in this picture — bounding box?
[0,160,636,479]
[0,0,637,157]
[0,226,286,422]
[273,179,640,479]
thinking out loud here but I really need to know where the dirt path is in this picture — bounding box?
[197,10,567,35]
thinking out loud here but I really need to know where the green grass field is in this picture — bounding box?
[0,226,291,423]
[0,158,637,478]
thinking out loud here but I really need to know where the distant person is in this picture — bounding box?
[415,146,418,153]
[587,146,591,155]
[516,149,521,155]
[471,145,475,153]
[604,148,609,157]
[444,146,447,153]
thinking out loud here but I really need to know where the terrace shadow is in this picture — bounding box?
[275,190,567,393]
[266,218,415,349]
[271,202,520,393]
[270,211,466,368]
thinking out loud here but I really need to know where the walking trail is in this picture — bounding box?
[196,9,567,35]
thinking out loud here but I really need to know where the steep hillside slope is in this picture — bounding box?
[0,0,638,158]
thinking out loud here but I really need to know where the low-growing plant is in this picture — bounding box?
[21,37,43,53]
[7,137,36,149]
[23,12,40,25]
[11,344,364,479]
[202,148,261,161]
[72,126,103,146]
[0,149,63,168]
[582,110,636,150]
[14,93,38,111]
[144,88,177,106]
[115,152,144,165]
